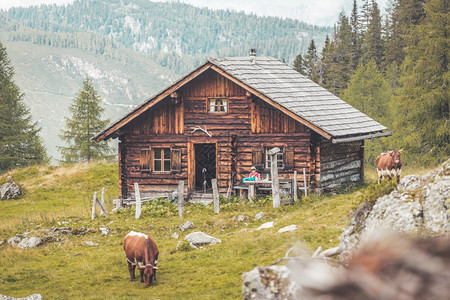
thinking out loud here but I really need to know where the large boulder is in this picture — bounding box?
[339,159,450,261]
[17,237,43,249]
[242,234,450,300]
[0,177,21,200]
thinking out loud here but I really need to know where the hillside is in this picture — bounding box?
[0,38,176,162]
[0,162,396,299]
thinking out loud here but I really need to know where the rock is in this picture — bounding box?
[8,235,21,247]
[179,220,195,232]
[0,294,43,300]
[278,225,298,233]
[244,233,450,300]
[237,215,246,222]
[339,159,450,261]
[255,212,265,220]
[242,265,301,299]
[99,226,111,235]
[257,221,274,230]
[0,177,21,200]
[0,241,3,246]
[185,231,221,246]
[85,241,99,246]
[172,232,179,239]
[17,237,43,249]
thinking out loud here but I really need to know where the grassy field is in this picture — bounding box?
[0,162,435,299]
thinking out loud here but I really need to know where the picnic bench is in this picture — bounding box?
[234,179,293,201]
[233,169,308,203]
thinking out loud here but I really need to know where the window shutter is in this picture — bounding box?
[252,147,264,171]
[283,147,294,169]
[171,148,182,173]
[140,148,151,171]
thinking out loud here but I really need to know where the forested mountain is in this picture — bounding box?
[3,0,331,74]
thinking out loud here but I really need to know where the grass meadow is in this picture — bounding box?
[0,162,436,299]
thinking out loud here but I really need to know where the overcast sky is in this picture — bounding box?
[0,0,389,26]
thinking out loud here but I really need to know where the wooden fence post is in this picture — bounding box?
[293,171,298,202]
[134,183,141,219]
[248,183,255,201]
[91,192,98,220]
[100,187,106,216]
[303,168,308,197]
[178,181,184,217]
[269,148,280,208]
[212,179,220,214]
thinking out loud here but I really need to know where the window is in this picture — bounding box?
[209,98,228,113]
[153,148,171,172]
[265,147,284,169]
[140,148,179,172]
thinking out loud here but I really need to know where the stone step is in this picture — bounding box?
[190,193,214,205]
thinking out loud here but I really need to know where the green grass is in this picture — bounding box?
[0,162,439,299]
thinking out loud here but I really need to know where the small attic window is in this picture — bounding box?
[209,98,228,113]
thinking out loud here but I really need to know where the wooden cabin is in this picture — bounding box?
[94,53,390,199]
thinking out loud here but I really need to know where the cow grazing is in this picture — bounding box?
[376,150,402,183]
[123,231,159,287]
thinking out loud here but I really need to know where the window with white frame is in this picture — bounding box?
[153,148,171,172]
[265,147,284,169]
[209,98,228,113]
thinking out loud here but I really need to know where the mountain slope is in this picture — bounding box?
[2,40,176,161]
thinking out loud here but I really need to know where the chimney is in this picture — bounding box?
[250,48,256,64]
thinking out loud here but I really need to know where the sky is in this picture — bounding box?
[0,0,389,26]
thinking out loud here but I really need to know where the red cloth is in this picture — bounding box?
[249,170,260,179]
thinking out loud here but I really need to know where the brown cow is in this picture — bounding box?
[376,150,402,183]
[123,231,159,287]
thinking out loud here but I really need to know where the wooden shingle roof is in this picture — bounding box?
[94,55,390,142]
[209,56,388,140]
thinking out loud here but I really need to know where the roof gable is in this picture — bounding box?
[94,56,388,142]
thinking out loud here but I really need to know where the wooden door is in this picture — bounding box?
[194,143,217,190]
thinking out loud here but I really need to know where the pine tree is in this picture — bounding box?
[305,39,319,83]
[341,60,392,164]
[383,0,405,68]
[392,0,448,164]
[0,42,47,172]
[293,53,307,76]
[350,0,362,71]
[58,76,113,163]
[364,0,384,66]
[360,0,372,32]
[322,12,353,95]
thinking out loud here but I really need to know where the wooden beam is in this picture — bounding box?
[210,65,332,140]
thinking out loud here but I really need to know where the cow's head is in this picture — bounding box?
[138,262,159,287]
[389,149,402,166]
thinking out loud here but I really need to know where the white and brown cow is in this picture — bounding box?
[376,150,403,184]
[123,231,159,287]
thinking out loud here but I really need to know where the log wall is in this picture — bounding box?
[319,139,364,189]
